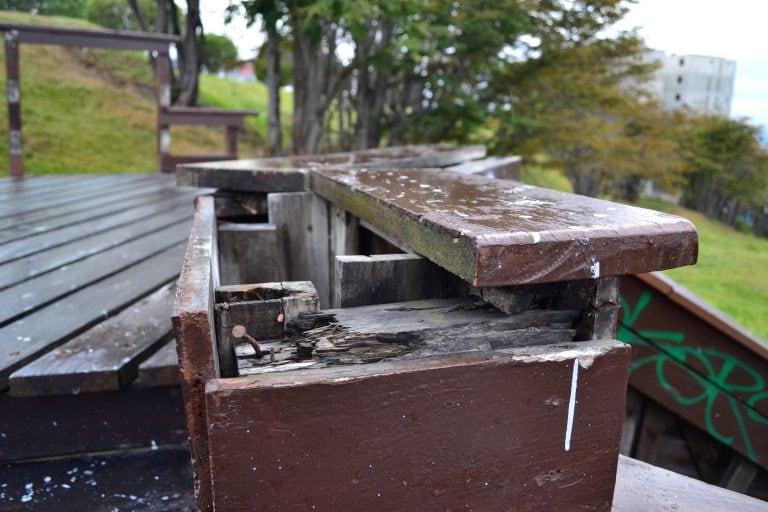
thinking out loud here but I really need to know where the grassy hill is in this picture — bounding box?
[0,11,281,175]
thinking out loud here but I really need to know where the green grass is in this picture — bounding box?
[0,11,284,175]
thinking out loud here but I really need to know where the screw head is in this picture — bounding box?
[231,325,247,338]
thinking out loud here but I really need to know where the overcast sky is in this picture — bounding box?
[611,0,768,132]
[201,0,768,133]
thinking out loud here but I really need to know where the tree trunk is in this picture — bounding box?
[176,0,202,106]
[265,22,282,156]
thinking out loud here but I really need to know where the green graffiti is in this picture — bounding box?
[618,291,768,464]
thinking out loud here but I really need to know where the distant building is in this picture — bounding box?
[219,61,256,83]
[646,51,736,116]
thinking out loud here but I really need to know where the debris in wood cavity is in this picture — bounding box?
[235,297,579,375]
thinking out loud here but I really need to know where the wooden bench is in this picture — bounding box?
[157,106,259,173]
[172,144,699,511]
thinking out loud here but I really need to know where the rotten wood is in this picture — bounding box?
[214,281,319,377]
[217,222,281,286]
[206,339,630,511]
[333,254,466,308]
[311,168,698,286]
[176,144,485,191]
[9,283,176,397]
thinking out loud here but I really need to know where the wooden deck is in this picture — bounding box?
[0,174,204,465]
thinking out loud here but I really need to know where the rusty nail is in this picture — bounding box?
[231,325,263,358]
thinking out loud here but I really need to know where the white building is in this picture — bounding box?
[647,51,736,116]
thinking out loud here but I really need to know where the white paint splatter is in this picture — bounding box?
[589,260,600,279]
[565,359,579,451]
[531,232,541,243]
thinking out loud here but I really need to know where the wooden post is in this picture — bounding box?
[4,30,23,177]
[155,50,172,173]
[225,125,238,158]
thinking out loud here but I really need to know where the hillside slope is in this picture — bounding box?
[0,11,273,175]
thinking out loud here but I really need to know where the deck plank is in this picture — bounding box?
[0,176,174,231]
[0,219,191,325]
[10,283,177,396]
[311,168,699,286]
[0,174,154,217]
[135,339,180,387]
[0,243,186,390]
[0,205,191,289]
[0,193,196,263]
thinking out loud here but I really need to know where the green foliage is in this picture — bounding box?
[202,33,239,73]
[0,0,88,17]
[85,0,157,31]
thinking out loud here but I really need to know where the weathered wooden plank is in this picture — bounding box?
[446,155,522,180]
[328,204,359,303]
[177,144,485,191]
[613,455,768,512]
[0,174,139,211]
[0,220,191,325]
[0,186,189,243]
[0,243,185,390]
[0,173,155,217]
[217,223,281,286]
[134,339,180,387]
[0,205,191,289]
[333,254,466,308]
[0,192,197,263]
[170,195,218,512]
[311,168,698,287]
[268,192,331,307]
[0,176,174,231]
[9,283,177,396]
[214,282,319,377]
[206,339,629,511]
[0,175,91,193]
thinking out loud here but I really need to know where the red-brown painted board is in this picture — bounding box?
[175,144,485,191]
[311,168,698,287]
[619,275,768,470]
[206,340,630,511]
[171,195,218,512]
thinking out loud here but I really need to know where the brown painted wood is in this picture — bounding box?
[311,168,698,286]
[0,386,186,462]
[447,155,522,180]
[9,283,177,396]
[333,254,466,308]
[170,195,218,512]
[612,455,768,512]
[176,144,485,191]
[0,22,179,51]
[217,223,280,286]
[619,274,768,468]
[0,243,185,390]
[134,339,180,388]
[206,340,629,511]
[4,32,22,177]
[159,107,257,127]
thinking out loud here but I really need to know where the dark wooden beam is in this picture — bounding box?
[4,30,22,177]
[0,23,178,52]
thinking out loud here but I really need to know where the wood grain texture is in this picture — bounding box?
[9,283,177,396]
[268,192,331,308]
[176,144,485,191]
[206,340,630,512]
[217,223,280,286]
[311,168,698,286]
[170,195,218,512]
[333,254,466,308]
[135,339,180,388]
[0,244,185,390]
